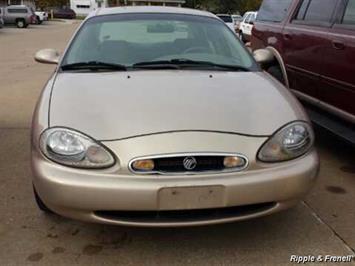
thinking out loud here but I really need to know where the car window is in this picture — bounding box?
[99,20,190,44]
[296,0,310,20]
[242,13,249,22]
[7,8,28,13]
[232,15,242,22]
[76,5,90,9]
[245,14,252,23]
[250,13,257,23]
[257,0,293,22]
[63,13,256,69]
[218,15,233,23]
[295,0,338,23]
[343,0,355,24]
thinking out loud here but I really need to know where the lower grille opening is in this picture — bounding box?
[94,202,276,223]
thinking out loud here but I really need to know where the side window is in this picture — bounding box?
[296,0,310,20]
[8,8,27,14]
[294,0,338,24]
[257,0,293,22]
[242,13,248,22]
[343,0,355,24]
[76,5,90,9]
[250,14,257,24]
[246,14,252,24]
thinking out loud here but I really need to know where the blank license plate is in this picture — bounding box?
[158,186,225,211]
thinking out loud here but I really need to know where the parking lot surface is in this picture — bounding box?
[0,21,354,265]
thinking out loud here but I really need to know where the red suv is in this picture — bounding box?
[252,0,355,144]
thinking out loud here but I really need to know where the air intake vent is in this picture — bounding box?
[129,153,248,175]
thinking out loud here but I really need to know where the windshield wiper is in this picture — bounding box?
[132,61,180,70]
[133,59,250,72]
[61,61,127,71]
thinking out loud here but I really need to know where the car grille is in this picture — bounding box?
[129,153,248,174]
[155,156,224,172]
[94,202,276,224]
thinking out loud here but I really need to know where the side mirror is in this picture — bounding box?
[34,49,60,64]
[253,49,274,65]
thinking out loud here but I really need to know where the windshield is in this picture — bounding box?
[62,13,256,70]
[217,15,233,23]
[232,15,243,21]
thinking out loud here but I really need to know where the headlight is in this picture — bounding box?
[258,121,314,162]
[40,128,115,168]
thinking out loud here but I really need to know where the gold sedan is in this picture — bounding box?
[31,6,319,227]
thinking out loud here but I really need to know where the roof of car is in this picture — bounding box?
[91,6,216,19]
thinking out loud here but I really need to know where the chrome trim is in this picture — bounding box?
[128,152,249,175]
[266,46,290,88]
[292,89,355,124]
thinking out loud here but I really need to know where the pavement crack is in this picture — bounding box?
[302,201,355,254]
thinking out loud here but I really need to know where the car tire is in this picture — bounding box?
[16,19,26,28]
[267,65,286,85]
[239,31,245,43]
[36,16,42,24]
[33,185,53,213]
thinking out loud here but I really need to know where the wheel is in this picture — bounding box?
[16,19,25,28]
[36,16,42,24]
[267,65,286,85]
[33,185,53,213]
[239,31,245,42]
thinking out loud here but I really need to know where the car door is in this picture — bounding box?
[6,8,17,24]
[240,13,251,34]
[244,14,255,37]
[3,8,10,24]
[282,0,339,98]
[319,0,355,117]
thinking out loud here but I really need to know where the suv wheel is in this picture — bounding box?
[16,19,26,28]
[267,65,286,85]
[33,185,53,213]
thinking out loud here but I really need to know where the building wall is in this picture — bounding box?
[0,0,35,8]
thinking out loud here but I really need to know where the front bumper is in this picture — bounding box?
[32,131,319,226]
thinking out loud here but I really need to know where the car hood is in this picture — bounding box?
[50,71,306,140]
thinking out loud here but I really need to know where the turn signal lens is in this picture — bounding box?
[86,145,112,164]
[132,159,155,171]
[224,156,246,168]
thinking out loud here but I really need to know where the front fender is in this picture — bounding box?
[265,46,289,88]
